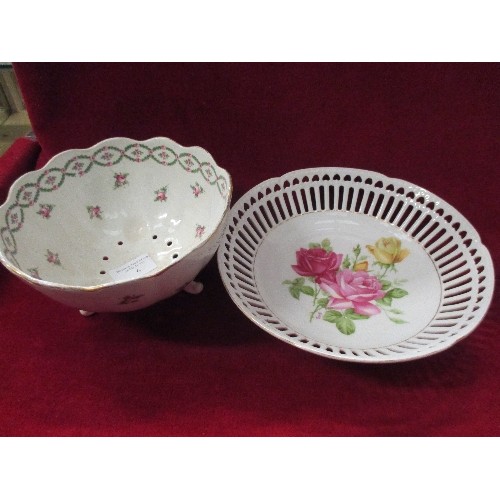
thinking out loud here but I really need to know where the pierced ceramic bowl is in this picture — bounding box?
[218,167,494,363]
[0,137,232,314]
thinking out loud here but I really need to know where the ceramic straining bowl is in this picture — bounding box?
[0,137,232,314]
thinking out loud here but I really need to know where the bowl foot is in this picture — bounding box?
[79,310,96,317]
[183,280,204,295]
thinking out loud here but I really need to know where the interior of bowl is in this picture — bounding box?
[0,137,231,288]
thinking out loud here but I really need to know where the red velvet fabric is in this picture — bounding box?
[0,137,40,204]
[0,63,498,436]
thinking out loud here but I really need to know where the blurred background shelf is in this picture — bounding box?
[0,63,33,156]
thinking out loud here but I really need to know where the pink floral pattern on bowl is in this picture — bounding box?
[37,204,55,219]
[195,224,206,239]
[154,186,168,202]
[0,138,232,314]
[46,249,61,266]
[283,237,409,335]
[191,182,204,197]
[113,172,129,189]
[87,206,103,219]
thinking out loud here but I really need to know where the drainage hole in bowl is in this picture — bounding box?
[172,253,179,260]
[100,270,106,275]
[102,256,109,261]
[152,235,158,240]
[118,241,123,245]
[166,240,172,247]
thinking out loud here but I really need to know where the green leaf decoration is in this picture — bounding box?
[375,262,391,271]
[353,244,361,257]
[289,287,301,299]
[388,288,408,299]
[300,285,315,296]
[316,297,329,308]
[309,243,321,249]
[389,317,407,324]
[377,296,393,307]
[380,279,392,290]
[336,316,356,335]
[390,308,403,314]
[342,255,351,269]
[282,280,293,285]
[321,239,332,251]
[323,310,342,323]
[345,309,370,320]
[293,277,305,285]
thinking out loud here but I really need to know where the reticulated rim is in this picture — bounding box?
[217,167,494,363]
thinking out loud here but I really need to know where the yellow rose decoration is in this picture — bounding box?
[353,260,369,272]
[366,237,409,265]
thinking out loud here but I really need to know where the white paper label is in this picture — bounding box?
[108,254,157,282]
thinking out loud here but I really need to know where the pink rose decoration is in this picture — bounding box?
[319,269,386,316]
[292,248,343,282]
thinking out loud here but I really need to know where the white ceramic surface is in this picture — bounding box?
[217,167,494,363]
[0,137,232,312]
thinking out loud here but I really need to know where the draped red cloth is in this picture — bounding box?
[0,63,498,436]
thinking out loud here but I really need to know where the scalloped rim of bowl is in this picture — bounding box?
[0,137,233,292]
